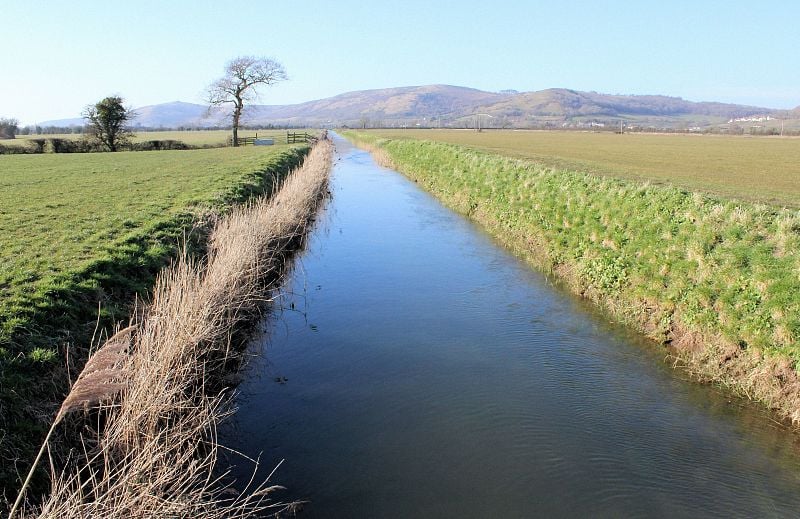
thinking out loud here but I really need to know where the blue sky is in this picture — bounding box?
[2,0,798,124]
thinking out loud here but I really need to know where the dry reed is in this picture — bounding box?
[13,139,333,518]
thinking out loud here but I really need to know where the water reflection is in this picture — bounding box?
[226,134,800,518]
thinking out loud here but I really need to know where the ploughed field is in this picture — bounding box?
[366,129,800,208]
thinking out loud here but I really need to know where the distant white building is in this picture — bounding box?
[728,115,774,123]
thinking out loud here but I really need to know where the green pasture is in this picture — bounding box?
[365,129,800,207]
[0,145,307,354]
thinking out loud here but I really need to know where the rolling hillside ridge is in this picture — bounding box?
[39,85,796,130]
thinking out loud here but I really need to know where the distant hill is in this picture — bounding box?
[40,116,85,127]
[39,101,212,129]
[133,101,209,127]
[39,85,789,130]
[250,85,504,123]
[477,88,768,118]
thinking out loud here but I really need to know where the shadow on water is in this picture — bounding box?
[223,134,800,518]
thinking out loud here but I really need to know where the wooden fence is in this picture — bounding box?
[230,132,319,146]
[287,132,318,144]
[234,136,258,146]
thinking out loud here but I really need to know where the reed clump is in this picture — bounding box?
[345,132,800,425]
[12,139,333,518]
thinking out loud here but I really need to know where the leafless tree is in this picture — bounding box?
[207,56,287,146]
[0,117,19,139]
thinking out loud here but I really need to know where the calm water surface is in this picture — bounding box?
[226,134,800,518]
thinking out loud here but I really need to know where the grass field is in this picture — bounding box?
[347,131,800,422]
[365,129,800,207]
[2,129,305,148]
[0,144,308,354]
[0,144,309,493]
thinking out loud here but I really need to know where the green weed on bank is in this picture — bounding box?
[365,129,800,208]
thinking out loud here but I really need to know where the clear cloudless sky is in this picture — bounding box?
[2,0,798,124]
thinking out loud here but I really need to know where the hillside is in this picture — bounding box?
[478,88,768,118]
[134,101,209,127]
[36,101,212,129]
[248,84,504,123]
[39,85,793,130]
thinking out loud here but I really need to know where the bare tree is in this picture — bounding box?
[0,117,19,139]
[207,56,287,146]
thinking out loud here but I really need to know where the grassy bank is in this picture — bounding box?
[0,145,309,498]
[365,129,800,208]
[19,140,333,518]
[344,131,800,422]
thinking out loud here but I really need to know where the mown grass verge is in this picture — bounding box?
[0,145,309,501]
[344,131,800,423]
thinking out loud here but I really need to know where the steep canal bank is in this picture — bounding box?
[342,131,800,425]
[227,134,800,518]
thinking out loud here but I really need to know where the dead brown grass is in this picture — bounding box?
[13,140,333,518]
[355,140,395,169]
[56,325,136,423]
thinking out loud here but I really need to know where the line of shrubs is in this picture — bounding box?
[0,138,193,155]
